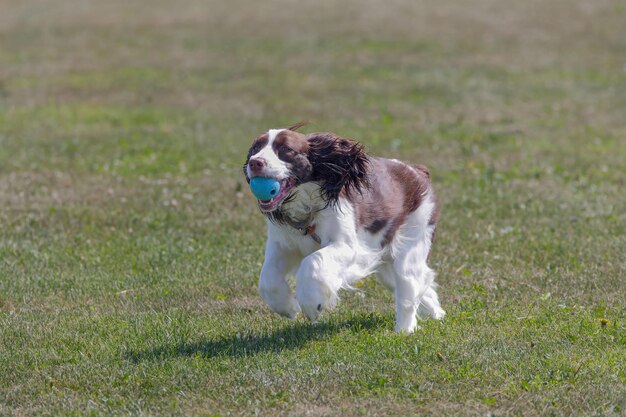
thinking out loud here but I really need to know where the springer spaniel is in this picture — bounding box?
[243,122,444,333]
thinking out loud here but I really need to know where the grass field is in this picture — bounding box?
[1,0,625,415]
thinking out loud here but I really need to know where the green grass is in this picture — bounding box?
[1,0,625,415]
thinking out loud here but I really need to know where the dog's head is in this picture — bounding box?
[243,122,369,213]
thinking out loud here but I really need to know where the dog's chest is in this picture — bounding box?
[268,222,321,257]
[268,183,325,256]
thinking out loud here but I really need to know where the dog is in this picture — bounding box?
[243,122,444,333]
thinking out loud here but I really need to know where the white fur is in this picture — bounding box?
[246,129,290,180]
[258,161,445,333]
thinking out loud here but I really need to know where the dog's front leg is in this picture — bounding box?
[259,240,301,319]
[295,243,353,322]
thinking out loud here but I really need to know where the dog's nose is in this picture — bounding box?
[249,158,266,172]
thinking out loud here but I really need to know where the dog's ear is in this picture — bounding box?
[287,121,309,131]
[307,133,369,205]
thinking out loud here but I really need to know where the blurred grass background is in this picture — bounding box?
[0,0,625,415]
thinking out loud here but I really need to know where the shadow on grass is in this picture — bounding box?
[126,313,389,362]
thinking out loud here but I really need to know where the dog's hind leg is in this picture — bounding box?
[378,261,443,322]
[391,256,436,333]
[379,260,443,324]
[390,210,442,333]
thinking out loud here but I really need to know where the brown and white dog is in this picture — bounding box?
[243,122,444,333]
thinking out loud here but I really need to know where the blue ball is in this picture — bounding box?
[249,177,281,201]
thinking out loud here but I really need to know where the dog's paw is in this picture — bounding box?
[418,305,446,320]
[259,286,301,319]
[296,282,336,323]
[300,302,324,323]
[431,308,446,320]
[394,310,420,333]
[276,298,301,319]
[394,321,420,334]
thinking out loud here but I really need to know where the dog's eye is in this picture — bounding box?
[279,146,293,154]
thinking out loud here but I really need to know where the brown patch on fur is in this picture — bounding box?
[349,158,434,247]
[242,133,269,182]
[413,162,439,227]
[272,130,313,182]
[272,130,309,154]
[413,164,431,179]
